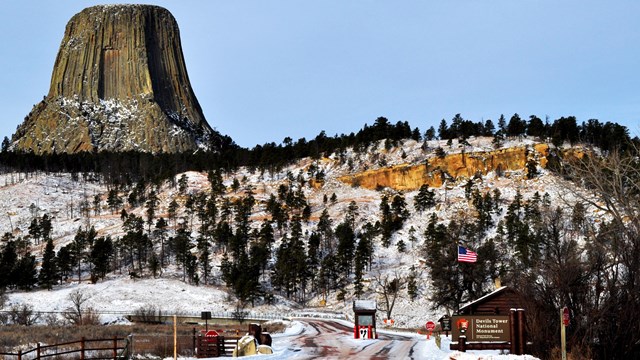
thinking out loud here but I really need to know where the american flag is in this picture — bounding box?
[458,245,477,263]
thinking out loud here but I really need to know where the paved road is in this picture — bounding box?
[273,319,423,359]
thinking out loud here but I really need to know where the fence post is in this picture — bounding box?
[458,336,466,352]
[192,327,196,355]
[81,337,85,360]
[129,334,134,358]
[37,343,41,360]
[113,336,118,360]
[17,349,21,360]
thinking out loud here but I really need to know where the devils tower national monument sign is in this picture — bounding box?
[12,4,216,154]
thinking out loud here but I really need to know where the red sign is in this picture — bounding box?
[426,321,436,331]
[457,318,469,330]
[562,307,570,326]
[204,330,219,337]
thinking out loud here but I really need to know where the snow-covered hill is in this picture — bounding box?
[0,137,597,334]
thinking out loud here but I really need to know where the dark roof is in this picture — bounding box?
[459,287,524,315]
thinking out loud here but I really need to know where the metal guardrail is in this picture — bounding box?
[0,309,347,323]
[126,310,348,324]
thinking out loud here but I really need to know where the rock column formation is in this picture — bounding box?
[13,4,215,153]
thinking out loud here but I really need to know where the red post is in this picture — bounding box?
[354,325,359,339]
[368,325,372,339]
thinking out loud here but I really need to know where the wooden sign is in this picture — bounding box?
[451,315,511,342]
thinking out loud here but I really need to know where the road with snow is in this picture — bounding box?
[271,319,423,359]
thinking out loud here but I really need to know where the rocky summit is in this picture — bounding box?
[12,4,215,154]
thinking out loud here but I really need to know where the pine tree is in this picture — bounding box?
[507,113,526,138]
[497,114,507,135]
[318,254,339,297]
[407,266,419,301]
[186,253,199,285]
[89,236,113,282]
[397,239,406,252]
[197,236,211,284]
[154,217,169,267]
[425,126,436,141]
[345,201,359,227]
[107,189,122,214]
[145,189,159,230]
[335,221,355,276]
[72,227,97,283]
[56,245,74,281]
[28,217,42,245]
[93,194,101,215]
[121,215,149,274]
[408,226,418,250]
[207,169,225,196]
[483,119,495,136]
[148,252,161,278]
[390,194,409,230]
[41,214,52,241]
[0,240,17,289]
[379,195,393,247]
[316,209,334,254]
[167,199,179,227]
[438,119,449,140]
[173,227,193,282]
[414,184,436,213]
[39,238,58,289]
[14,254,37,290]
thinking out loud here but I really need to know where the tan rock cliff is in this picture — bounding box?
[12,4,214,154]
[339,144,550,190]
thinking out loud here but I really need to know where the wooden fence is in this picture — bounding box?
[0,336,130,360]
[195,335,240,358]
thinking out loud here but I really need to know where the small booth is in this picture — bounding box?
[353,300,378,339]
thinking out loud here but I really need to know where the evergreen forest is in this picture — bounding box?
[0,113,638,359]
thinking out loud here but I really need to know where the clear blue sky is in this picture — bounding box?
[1,1,639,148]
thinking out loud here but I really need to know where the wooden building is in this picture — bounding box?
[452,286,529,355]
[459,286,524,315]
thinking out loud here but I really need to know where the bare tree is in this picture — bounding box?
[373,271,407,320]
[565,148,640,230]
[546,147,640,358]
[9,304,40,326]
[63,289,99,325]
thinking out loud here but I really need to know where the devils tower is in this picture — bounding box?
[12,4,216,154]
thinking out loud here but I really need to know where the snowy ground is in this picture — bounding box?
[165,320,540,359]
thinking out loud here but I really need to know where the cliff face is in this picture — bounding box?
[13,5,215,154]
[339,144,550,190]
